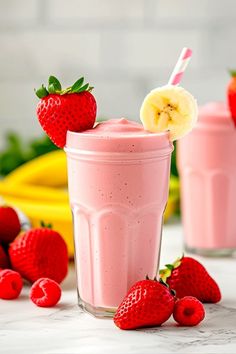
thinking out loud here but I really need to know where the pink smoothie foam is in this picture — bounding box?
[65,118,173,310]
[178,102,236,252]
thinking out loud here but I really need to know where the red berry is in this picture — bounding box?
[30,278,61,307]
[173,296,205,326]
[160,256,221,303]
[9,228,68,284]
[0,244,10,269]
[0,269,23,299]
[37,91,97,148]
[0,206,21,244]
[227,71,236,126]
[114,279,175,330]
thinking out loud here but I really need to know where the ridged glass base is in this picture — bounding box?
[185,244,236,257]
[78,297,117,319]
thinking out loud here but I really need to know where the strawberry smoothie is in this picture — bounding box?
[65,118,173,317]
[178,102,236,256]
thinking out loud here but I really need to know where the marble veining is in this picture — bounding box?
[0,224,236,354]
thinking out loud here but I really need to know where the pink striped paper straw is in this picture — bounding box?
[168,47,192,86]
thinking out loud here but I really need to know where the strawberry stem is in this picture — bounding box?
[35,76,94,99]
[35,85,49,99]
[40,221,53,229]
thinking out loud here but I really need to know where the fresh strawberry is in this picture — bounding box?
[0,206,21,244]
[35,76,97,148]
[159,256,221,303]
[227,70,236,126]
[113,278,175,330]
[0,244,10,269]
[30,278,61,307]
[9,227,68,284]
[173,296,205,326]
[0,269,23,299]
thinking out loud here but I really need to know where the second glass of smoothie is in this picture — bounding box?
[65,118,173,317]
[178,102,236,256]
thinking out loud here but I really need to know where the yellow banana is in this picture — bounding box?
[164,194,178,222]
[4,150,67,187]
[0,181,68,203]
[164,176,180,222]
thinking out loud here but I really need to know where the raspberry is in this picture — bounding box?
[0,269,23,299]
[30,278,61,307]
[0,206,21,244]
[173,296,205,326]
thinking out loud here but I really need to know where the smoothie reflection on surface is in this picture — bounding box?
[65,118,173,317]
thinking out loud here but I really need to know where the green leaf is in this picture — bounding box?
[35,85,49,99]
[48,83,57,94]
[0,133,26,176]
[165,264,174,271]
[229,69,236,77]
[40,221,53,229]
[171,141,178,177]
[71,77,84,92]
[48,76,61,91]
[159,269,165,274]
[77,83,89,92]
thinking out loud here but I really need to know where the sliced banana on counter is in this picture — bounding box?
[140,85,198,141]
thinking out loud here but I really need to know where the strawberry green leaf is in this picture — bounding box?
[48,76,61,91]
[229,69,236,78]
[35,85,49,99]
[71,77,84,92]
[165,264,174,271]
[48,83,57,94]
[77,83,89,93]
[159,269,166,274]
[40,220,53,229]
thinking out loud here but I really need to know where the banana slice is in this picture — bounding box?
[140,85,198,141]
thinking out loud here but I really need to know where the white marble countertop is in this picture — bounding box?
[1,223,236,354]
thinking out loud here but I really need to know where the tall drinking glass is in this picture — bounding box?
[178,103,236,256]
[65,118,173,317]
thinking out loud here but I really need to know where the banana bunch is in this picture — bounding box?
[0,150,74,257]
[0,150,179,257]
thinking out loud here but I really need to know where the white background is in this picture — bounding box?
[0,0,235,144]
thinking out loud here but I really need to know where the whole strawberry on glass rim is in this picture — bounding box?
[35,76,97,148]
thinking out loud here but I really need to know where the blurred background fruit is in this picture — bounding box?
[0,133,58,177]
[164,175,180,222]
[3,148,66,187]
